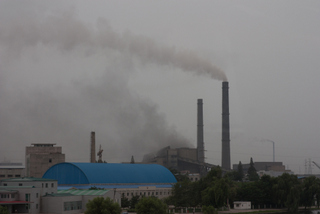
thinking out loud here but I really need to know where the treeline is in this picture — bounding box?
[165,165,320,213]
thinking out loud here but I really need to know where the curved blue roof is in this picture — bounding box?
[42,163,177,185]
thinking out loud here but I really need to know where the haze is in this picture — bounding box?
[0,1,319,174]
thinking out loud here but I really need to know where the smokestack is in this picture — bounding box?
[197,99,205,163]
[222,81,231,170]
[90,131,96,163]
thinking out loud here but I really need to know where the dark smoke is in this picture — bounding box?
[0,10,225,163]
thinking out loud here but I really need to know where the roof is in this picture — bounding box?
[0,177,56,182]
[57,189,109,196]
[43,162,177,185]
[57,184,173,190]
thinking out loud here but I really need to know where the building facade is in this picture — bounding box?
[0,177,57,213]
[0,163,25,180]
[25,143,65,178]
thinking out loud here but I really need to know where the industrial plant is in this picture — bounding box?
[142,81,231,175]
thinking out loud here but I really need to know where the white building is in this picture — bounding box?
[234,201,251,210]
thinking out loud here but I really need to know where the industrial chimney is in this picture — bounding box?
[197,99,205,163]
[90,131,96,163]
[221,81,231,170]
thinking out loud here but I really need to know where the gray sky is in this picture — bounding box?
[1,1,319,174]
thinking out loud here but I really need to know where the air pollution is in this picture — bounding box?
[0,11,226,163]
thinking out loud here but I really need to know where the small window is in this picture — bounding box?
[45,183,48,188]
[36,204,38,209]
[36,193,39,198]
[3,183,7,186]
[51,183,54,188]
[49,159,52,163]
[15,175,21,177]
[7,175,13,177]
[0,175,5,178]
[19,183,23,186]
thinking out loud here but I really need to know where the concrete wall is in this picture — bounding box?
[25,144,65,177]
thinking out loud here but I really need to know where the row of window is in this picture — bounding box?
[64,201,82,211]
[42,183,54,188]
[0,193,15,199]
[123,191,172,197]
[0,174,21,178]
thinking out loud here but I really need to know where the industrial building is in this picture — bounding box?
[42,162,177,200]
[0,177,57,213]
[142,81,231,175]
[0,177,118,214]
[0,163,25,180]
[25,143,65,178]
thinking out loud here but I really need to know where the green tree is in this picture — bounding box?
[247,157,259,181]
[202,205,217,214]
[121,195,130,208]
[272,173,301,209]
[85,197,121,214]
[0,206,9,214]
[301,176,320,209]
[130,195,140,209]
[237,161,244,181]
[135,196,167,214]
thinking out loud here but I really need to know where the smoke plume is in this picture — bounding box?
[0,10,225,163]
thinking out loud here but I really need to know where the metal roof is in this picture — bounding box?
[43,162,177,185]
[57,189,109,196]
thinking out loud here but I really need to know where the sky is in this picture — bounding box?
[0,1,319,174]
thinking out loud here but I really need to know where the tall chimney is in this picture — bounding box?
[222,81,231,170]
[197,99,205,163]
[90,131,96,163]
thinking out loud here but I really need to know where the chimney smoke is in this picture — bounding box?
[221,81,231,170]
[197,99,205,163]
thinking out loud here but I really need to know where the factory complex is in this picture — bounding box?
[0,82,293,213]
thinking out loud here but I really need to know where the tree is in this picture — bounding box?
[301,176,320,209]
[237,161,244,181]
[202,205,217,214]
[135,196,167,214]
[0,206,9,214]
[247,157,259,181]
[85,197,121,214]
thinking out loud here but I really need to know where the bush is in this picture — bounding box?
[85,197,121,214]
[135,196,167,214]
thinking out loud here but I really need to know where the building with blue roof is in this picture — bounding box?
[42,162,177,200]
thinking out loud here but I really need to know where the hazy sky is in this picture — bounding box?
[1,1,319,174]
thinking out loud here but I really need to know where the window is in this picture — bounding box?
[36,204,38,209]
[19,183,22,186]
[3,183,7,186]
[15,175,21,177]
[42,183,44,188]
[36,193,39,198]
[7,175,13,177]
[45,183,48,188]
[0,175,5,178]
[51,183,54,187]
[49,158,52,163]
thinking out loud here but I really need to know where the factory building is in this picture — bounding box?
[25,143,65,178]
[0,177,57,213]
[42,162,177,200]
[0,177,117,214]
[0,163,25,180]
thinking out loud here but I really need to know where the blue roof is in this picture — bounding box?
[42,162,177,185]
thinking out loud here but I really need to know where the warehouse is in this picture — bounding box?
[42,162,177,200]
